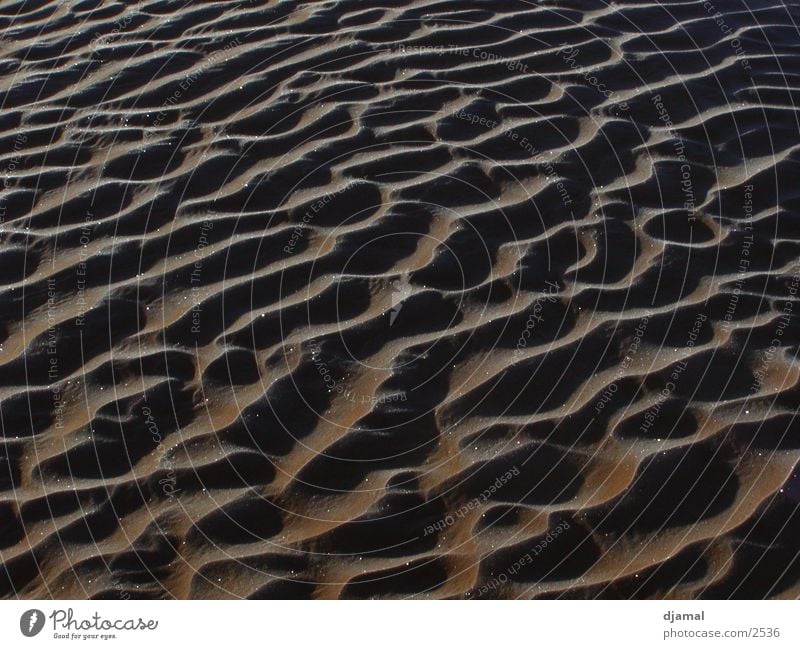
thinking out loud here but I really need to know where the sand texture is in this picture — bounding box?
[1,0,800,599]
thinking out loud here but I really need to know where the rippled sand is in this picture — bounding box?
[1,0,800,599]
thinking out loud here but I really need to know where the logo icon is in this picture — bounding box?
[20,609,45,637]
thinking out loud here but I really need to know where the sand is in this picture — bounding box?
[1,0,800,599]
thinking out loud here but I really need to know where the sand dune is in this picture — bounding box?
[1,0,800,599]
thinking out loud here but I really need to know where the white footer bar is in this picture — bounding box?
[1,600,797,647]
